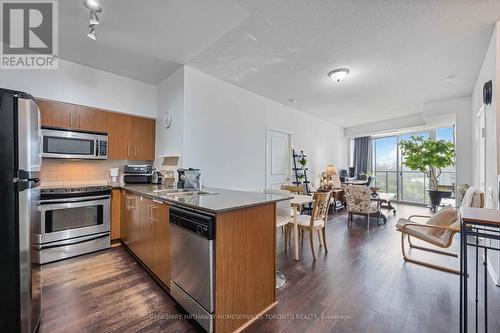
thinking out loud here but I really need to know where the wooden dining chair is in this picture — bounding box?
[286,191,332,260]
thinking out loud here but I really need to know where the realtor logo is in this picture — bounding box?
[1,0,58,69]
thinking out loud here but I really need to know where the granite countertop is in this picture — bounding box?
[121,184,291,213]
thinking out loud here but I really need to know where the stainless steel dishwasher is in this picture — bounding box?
[170,206,215,332]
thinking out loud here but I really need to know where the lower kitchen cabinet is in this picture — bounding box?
[121,191,171,288]
[150,200,170,287]
[111,189,122,240]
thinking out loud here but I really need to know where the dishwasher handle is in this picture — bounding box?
[170,206,215,240]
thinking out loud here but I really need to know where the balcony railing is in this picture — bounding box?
[372,170,456,204]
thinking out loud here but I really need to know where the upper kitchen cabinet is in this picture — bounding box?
[38,100,75,129]
[108,113,155,161]
[74,106,108,133]
[131,116,156,161]
[108,113,132,160]
[38,100,108,133]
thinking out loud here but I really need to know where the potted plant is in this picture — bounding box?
[399,136,455,209]
[298,155,307,167]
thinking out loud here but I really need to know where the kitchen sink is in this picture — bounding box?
[155,190,218,197]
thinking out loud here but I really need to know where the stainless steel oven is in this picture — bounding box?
[41,128,108,159]
[35,186,111,264]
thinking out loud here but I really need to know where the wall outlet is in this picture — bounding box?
[488,187,493,199]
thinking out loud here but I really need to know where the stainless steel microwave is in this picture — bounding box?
[41,128,108,159]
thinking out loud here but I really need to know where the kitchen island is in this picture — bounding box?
[115,184,289,333]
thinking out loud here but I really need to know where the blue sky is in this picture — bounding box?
[374,127,454,170]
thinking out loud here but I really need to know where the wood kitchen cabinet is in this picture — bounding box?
[75,106,108,133]
[38,99,156,161]
[38,99,74,129]
[131,116,156,161]
[38,99,108,133]
[111,189,122,240]
[150,200,170,287]
[121,191,170,288]
[108,114,155,161]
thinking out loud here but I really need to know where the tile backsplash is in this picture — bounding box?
[41,159,150,185]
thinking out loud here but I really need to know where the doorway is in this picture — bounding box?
[265,128,291,189]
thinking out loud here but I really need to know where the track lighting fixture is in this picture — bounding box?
[83,0,102,40]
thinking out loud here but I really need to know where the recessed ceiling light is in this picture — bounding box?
[445,74,456,82]
[328,68,350,82]
[87,26,96,40]
[288,99,296,103]
[83,0,100,10]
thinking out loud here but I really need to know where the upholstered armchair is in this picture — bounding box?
[344,184,381,231]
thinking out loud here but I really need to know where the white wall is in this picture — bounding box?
[181,67,348,191]
[421,96,473,187]
[472,22,500,285]
[472,23,498,209]
[156,67,185,157]
[0,59,157,117]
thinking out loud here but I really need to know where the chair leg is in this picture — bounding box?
[400,232,460,274]
[309,229,316,261]
[408,235,458,257]
[284,226,288,252]
[322,227,328,253]
[317,229,324,246]
[366,214,370,231]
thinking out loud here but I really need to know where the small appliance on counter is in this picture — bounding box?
[107,167,121,185]
[177,168,201,190]
[123,164,153,184]
[151,169,164,184]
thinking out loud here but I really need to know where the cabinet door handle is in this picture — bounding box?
[127,145,130,157]
[78,114,81,128]
[134,146,137,158]
[69,113,73,128]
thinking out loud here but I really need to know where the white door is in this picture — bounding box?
[266,129,291,189]
[477,106,486,193]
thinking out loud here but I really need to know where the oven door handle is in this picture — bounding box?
[40,195,110,205]
[34,232,110,249]
[40,197,110,211]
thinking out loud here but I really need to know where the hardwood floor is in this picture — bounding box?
[38,204,500,333]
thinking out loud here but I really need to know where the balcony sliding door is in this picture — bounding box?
[372,126,455,205]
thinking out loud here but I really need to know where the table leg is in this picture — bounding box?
[294,222,299,260]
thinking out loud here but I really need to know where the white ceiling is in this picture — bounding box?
[58,0,248,84]
[59,0,500,127]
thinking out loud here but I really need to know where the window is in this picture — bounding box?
[371,126,456,205]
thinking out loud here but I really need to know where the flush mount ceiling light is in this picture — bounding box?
[328,68,350,82]
[87,26,96,40]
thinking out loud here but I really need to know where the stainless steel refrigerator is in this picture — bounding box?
[0,89,42,333]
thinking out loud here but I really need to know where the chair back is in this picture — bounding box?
[366,176,373,187]
[311,191,331,227]
[331,175,342,188]
[263,188,292,217]
[281,184,305,195]
[344,185,372,213]
[461,186,485,208]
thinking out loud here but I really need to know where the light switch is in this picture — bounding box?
[488,187,493,199]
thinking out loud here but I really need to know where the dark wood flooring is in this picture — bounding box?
[38,204,500,333]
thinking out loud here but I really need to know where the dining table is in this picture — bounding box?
[289,194,315,260]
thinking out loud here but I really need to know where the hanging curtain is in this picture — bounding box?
[353,136,372,176]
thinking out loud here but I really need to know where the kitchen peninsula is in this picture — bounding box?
[115,184,289,333]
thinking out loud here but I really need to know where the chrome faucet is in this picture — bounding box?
[180,174,201,191]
